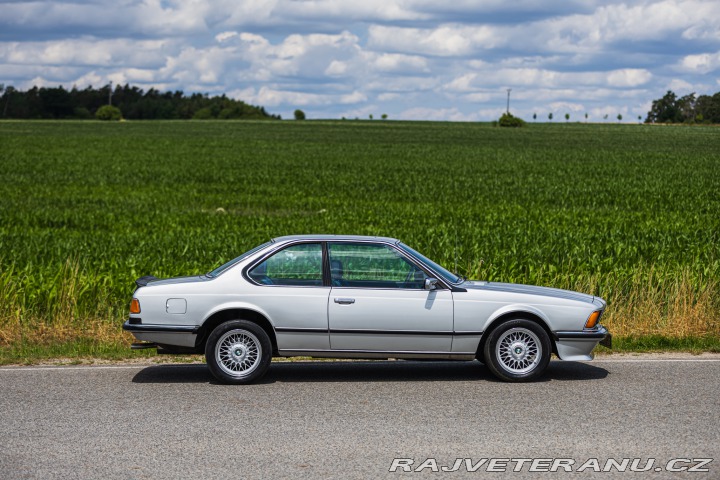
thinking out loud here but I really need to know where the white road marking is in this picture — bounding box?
[0,358,719,371]
[592,359,720,363]
[0,365,168,372]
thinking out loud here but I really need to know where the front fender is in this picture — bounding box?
[482,303,551,332]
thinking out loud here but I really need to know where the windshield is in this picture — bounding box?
[206,241,273,278]
[397,243,462,285]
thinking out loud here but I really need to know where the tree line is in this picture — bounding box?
[0,84,280,120]
[645,90,720,124]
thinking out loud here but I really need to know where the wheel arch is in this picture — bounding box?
[476,310,557,359]
[196,308,278,355]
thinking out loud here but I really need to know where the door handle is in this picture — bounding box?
[334,297,355,305]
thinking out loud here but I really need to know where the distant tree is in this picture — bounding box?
[193,107,214,120]
[369,114,373,120]
[0,84,277,120]
[677,93,697,123]
[584,113,588,122]
[695,94,720,123]
[381,113,388,120]
[603,114,608,120]
[39,86,74,118]
[2,85,15,117]
[646,90,677,123]
[294,109,306,120]
[498,112,525,127]
[532,113,537,121]
[95,105,122,121]
[565,113,570,122]
[73,107,92,119]
[548,112,553,121]
[617,114,623,122]
[638,115,642,123]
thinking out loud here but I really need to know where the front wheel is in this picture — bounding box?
[205,320,272,384]
[483,319,551,382]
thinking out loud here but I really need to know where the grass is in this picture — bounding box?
[0,120,718,363]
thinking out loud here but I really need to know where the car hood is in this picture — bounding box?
[461,280,596,305]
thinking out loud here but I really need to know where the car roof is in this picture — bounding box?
[272,234,400,244]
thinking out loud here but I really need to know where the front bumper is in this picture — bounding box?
[553,326,611,361]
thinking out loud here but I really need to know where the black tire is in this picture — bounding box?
[205,320,272,384]
[483,319,551,382]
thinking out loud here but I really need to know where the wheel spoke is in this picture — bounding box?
[495,327,543,375]
[215,328,263,378]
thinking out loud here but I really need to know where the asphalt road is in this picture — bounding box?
[1,356,719,479]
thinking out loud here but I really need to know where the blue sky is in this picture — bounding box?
[1,0,718,121]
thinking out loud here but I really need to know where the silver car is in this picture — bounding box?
[124,235,611,383]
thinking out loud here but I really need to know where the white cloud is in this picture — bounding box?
[372,54,429,74]
[667,78,694,93]
[548,102,586,114]
[368,24,498,56]
[0,39,169,68]
[678,51,720,74]
[444,68,651,91]
[340,91,367,104]
[401,107,480,121]
[215,31,239,43]
[0,0,210,37]
[538,0,720,50]
[606,69,652,87]
[325,60,348,76]
[235,85,365,109]
[0,0,718,120]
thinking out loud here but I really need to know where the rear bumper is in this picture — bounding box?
[123,320,199,348]
[553,326,611,361]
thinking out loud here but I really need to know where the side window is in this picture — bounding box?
[328,243,428,289]
[249,243,323,286]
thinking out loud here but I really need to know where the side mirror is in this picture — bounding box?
[424,278,439,291]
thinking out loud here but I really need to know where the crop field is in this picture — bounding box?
[0,120,719,362]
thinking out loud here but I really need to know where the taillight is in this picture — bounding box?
[585,310,601,329]
[130,298,141,314]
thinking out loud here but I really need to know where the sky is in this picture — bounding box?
[1,0,719,121]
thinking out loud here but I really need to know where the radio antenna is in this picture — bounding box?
[454,223,458,274]
[453,172,459,275]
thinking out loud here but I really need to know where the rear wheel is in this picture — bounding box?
[483,319,551,382]
[205,320,272,384]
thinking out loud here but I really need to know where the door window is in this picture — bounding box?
[328,243,428,289]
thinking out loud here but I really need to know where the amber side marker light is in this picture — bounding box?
[585,310,601,329]
[130,298,141,314]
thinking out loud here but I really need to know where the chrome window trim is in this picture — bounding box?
[206,240,275,278]
[243,238,455,291]
[326,240,452,291]
[242,240,327,288]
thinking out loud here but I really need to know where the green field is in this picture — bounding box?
[1,120,719,362]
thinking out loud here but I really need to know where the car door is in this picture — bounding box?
[327,242,454,352]
[246,242,330,350]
